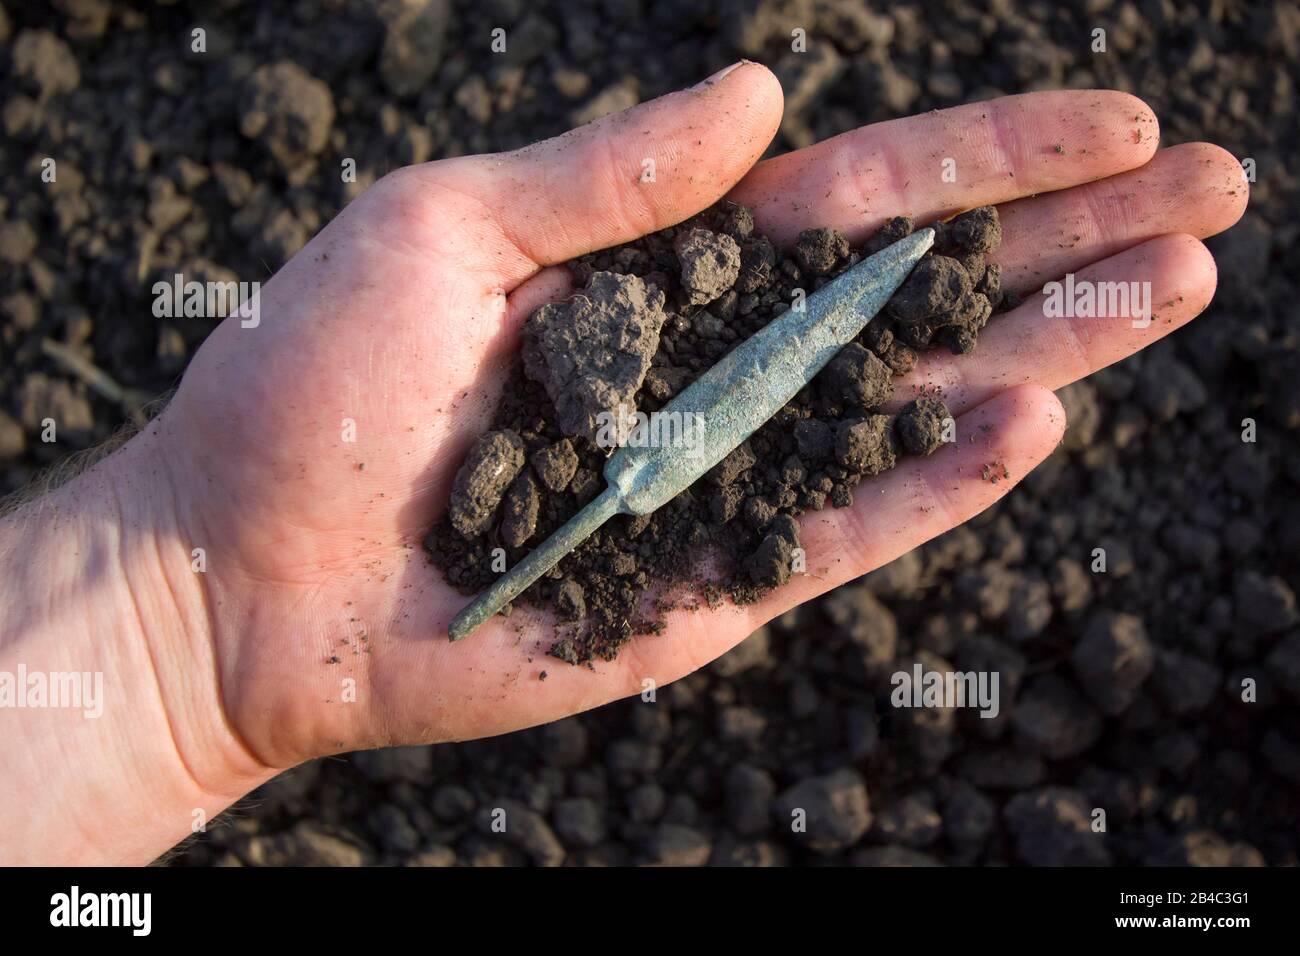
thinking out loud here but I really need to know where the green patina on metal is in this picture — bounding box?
[448,227,935,641]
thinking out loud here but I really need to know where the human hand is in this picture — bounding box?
[0,62,1247,863]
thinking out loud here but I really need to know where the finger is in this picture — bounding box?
[995,142,1249,294]
[597,385,1066,691]
[730,90,1159,245]
[505,265,572,323]
[407,61,783,286]
[888,234,1217,417]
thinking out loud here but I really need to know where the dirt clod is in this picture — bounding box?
[774,769,872,853]
[500,471,540,548]
[530,439,579,493]
[819,342,893,411]
[895,397,951,456]
[744,513,801,588]
[891,256,973,345]
[556,579,586,621]
[943,205,1003,255]
[240,62,336,172]
[675,227,742,305]
[835,415,897,475]
[523,271,667,443]
[793,227,850,277]
[448,430,526,538]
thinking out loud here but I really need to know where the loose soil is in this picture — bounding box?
[427,204,1005,664]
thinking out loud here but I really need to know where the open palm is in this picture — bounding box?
[153,64,1245,771]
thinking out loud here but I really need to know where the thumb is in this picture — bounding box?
[409,61,783,288]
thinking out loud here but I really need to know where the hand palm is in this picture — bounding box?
[156,66,1244,770]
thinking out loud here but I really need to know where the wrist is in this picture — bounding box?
[0,418,275,864]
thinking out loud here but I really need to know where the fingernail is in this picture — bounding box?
[691,60,749,90]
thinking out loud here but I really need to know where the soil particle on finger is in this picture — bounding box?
[895,397,952,456]
[981,460,1010,483]
[941,204,1003,255]
[793,226,850,276]
[743,513,801,589]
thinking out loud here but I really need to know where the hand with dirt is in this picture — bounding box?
[0,62,1247,863]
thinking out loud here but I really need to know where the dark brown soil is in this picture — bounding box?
[426,205,1002,664]
[5,0,1298,870]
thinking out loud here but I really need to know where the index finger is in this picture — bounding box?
[730,90,1160,245]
